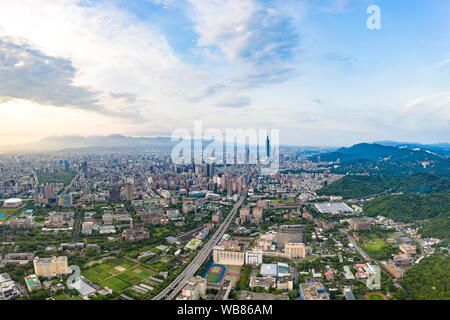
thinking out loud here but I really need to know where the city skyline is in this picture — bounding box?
[0,0,449,146]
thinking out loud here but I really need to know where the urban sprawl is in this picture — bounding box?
[0,144,446,301]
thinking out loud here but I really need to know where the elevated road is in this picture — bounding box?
[153,190,247,300]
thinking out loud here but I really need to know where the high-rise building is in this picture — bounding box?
[110,186,121,201]
[82,161,88,177]
[275,225,306,249]
[62,194,73,207]
[266,135,270,159]
[213,246,245,266]
[44,184,55,198]
[33,256,68,278]
[125,181,134,201]
[209,162,215,177]
[227,179,233,196]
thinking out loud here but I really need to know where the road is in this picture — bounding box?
[345,230,371,261]
[152,189,248,300]
[63,171,80,195]
[340,228,407,291]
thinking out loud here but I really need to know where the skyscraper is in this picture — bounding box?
[110,186,121,202]
[125,181,134,201]
[206,162,215,178]
[82,161,88,177]
[266,135,270,159]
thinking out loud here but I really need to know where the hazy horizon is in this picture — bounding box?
[1,132,449,152]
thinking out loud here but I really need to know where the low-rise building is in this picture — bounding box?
[178,276,206,300]
[249,277,276,290]
[245,250,263,265]
[299,281,330,300]
[399,243,417,255]
[25,274,42,292]
[382,260,403,279]
[0,273,21,300]
[348,217,372,231]
[284,242,306,258]
[394,254,413,266]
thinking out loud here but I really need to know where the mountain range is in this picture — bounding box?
[310,143,446,163]
[1,136,449,160]
[375,141,450,156]
[0,135,177,153]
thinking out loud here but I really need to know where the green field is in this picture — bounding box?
[364,239,385,251]
[0,208,19,214]
[37,171,77,186]
[206,272,221,283]
[82,257,156,293]
[368,294,385,300]
[357,230,398,260]
[270,199,296,203]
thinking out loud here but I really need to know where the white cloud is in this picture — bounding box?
[0,0,183,118]
[186,0,302,65]
[434,58,450,69]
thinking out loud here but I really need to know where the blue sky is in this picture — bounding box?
[0,0,448,146]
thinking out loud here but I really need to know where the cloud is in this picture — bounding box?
[0,35,101,111]
[187,0,301,66]
[433,58,450,69]
[178,0,303,103]
[324,53,358,70]
[311,0,352,13]
[0,35,147,122]
[401,92,450,116]
[0,0,186,122]
[216,96,251,108]
[394,93,450,134]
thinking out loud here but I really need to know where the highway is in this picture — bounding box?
[152,189,247,300]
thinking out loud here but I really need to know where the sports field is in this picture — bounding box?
[222,265,241,286]
[82,257,156,293]
[365,292,388,300]
[205,264,226,283]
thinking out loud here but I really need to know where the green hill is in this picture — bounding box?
[363,193,450,223]
[400,254,450,300]
[317,172,450,199]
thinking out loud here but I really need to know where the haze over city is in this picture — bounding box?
[0,0,449,147]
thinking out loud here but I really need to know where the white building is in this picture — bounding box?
[245,250,263,265]
[0,273,21,300]
[178,276,206,300]
[3,198,22,208]
[213,246,245,266]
